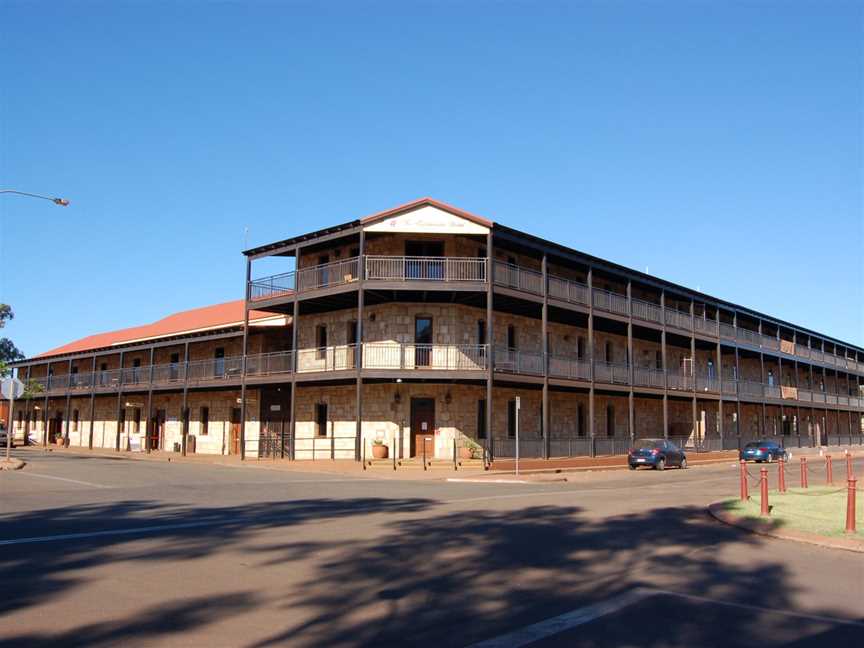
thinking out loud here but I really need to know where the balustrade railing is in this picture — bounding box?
[249,271,295,302]
[296,345,357,373]
[365,256,486,282]
[245,351,295,376]
[592,288,629,316]
[296,257,360,292]
[547,355,591,381]
[547,275,589,306]
[592,361,630,385]
[494,347,545,375]
[696,375,720,393]
[631,299,663,324]
[493,261,544,295]
[667,373,694,391]
[633,366,666,388]
[665,309,693,331]
[185,356,244,382]
[363,343,487,371]
[694,317,719,337]
[738,380,764,397]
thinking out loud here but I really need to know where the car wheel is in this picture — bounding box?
[655,458,665,471]
[766,454,774,464]
[629,464,637,470]
[680,457,687,470]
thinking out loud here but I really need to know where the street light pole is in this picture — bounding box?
[0,190,70,206]
[1,188,69,457]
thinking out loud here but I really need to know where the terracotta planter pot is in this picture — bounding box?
[372,444,389,459]
[459,446,474,460]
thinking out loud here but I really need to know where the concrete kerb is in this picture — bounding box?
[707,502,864,554]
[0,457,25,470]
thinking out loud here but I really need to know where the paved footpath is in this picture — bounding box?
[1,447,862,647]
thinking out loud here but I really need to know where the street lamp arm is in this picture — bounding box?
[0,189,69,206]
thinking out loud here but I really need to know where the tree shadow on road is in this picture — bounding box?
[1,497,860,647]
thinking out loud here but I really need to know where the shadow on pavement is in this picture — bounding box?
[1,497,860,647]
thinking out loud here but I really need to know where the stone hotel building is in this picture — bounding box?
[9,198,864,460]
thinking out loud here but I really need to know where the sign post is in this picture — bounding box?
[1,377,25,461]
[515,396,521,476]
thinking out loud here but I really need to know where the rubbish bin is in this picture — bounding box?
[187,435,196,454]
[173,442,181,453]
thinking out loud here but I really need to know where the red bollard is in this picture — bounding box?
[739,460,749,501]
[846,452,853,480]
[826,455,834,485]
[800,457,808,489]
[778,459,786,493]
[845,478,857,534]
[760,467,770,516]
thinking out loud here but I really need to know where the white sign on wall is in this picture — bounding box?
[363,205,489,235]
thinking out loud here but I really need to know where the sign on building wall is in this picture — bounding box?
[363,205,489,235]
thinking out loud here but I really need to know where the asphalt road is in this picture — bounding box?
[1,448,862,647]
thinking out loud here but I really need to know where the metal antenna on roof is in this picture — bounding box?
[243,227,249,250]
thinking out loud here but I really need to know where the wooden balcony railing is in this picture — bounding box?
[365,256,486,282]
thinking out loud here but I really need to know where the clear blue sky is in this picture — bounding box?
[1,1,861,357]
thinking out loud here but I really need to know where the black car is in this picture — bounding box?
[628,438,687,471]
[740,440,789,463]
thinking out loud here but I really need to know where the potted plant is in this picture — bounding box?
[371,439,389,459]
[460,435,482,460]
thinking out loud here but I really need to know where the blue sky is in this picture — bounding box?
[1,0,861,356]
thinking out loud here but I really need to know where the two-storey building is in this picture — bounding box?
[10,198,864,460]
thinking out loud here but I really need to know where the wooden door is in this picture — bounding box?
[410,398,435,459]
[149,409,165,450]
[230,407,241,455]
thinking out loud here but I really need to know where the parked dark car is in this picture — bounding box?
[740,440,789,463]
[628,438,686,471]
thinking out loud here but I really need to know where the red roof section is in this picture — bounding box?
[36,300,279,358]
[360,197,494,228]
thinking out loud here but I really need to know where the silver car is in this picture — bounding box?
[0,423,12,449]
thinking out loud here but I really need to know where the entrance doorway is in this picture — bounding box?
[149,409,165,450]
[260,387,292,458]
[410,398,435,459]
[230,407,241,455]
[49,411,63,444]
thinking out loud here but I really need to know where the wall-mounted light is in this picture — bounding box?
[394,391,401,405]
[445,391,452,405]
[370,313,376,322]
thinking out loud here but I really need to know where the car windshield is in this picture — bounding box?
[744,442,762,449]
[634,439,663,449]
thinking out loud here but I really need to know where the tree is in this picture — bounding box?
[0,304,24,377]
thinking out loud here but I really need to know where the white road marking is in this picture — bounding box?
[467,589,653,647]
[647,588,864,628]
[15,472,111,489]
[0,521,219,547]
[469,587,864,647]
